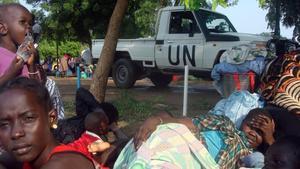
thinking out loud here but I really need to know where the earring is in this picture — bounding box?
[52,123,58,129]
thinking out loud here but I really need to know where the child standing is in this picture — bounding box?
[0,3,65,119]
[0,3,37,86]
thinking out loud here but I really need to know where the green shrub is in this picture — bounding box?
[38,40,86,60]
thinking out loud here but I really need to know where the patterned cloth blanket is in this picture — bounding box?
[113,123,219,169]
[260,50,300,115]
[193,114,252,169]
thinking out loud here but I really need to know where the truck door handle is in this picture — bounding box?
[167,41,174,43]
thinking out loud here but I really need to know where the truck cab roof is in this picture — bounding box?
[160,6,224,16]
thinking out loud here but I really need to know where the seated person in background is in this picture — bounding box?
[54,87,127,144]
[0,77,98,169]
[115,112,253,168]
[264,136,300,169]
[67,110,112,169]
[68,109,127,168]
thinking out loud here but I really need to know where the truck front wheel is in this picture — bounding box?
[149,73,172,87]
[112,58,137,88]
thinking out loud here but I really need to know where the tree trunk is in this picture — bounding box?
[274,0,281,37]
[174,0,180,6]
[89,0,129,102]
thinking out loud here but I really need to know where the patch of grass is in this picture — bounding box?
[61,91,168,125]
[112,90,167,124]
[61,90,214,126]
[190,100,214,110]
[63,100,76,118]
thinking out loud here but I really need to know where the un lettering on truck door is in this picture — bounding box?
[168,45,196,66]
[155,10,205,70]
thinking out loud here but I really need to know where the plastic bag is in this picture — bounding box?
[209,91,264,128]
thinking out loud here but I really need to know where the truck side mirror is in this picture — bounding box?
[189,21,194,37]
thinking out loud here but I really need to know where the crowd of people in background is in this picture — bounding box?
[41,52,96,79]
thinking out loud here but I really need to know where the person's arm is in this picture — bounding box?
[25,43,41,81]
[41,153,95,169]
[133,111,197,150]
[109,122,128,140]
[46,78,65,119]
[88,141,110,153]
[0,57,24,86]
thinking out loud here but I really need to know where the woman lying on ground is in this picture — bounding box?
[115,104,300,168]
[0,77,99,169]
[244,106,300,154]
[115,112,254,169]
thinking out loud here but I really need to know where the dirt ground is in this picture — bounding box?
[54,77,222,137]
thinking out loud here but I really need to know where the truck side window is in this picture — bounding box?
[201,11,235,33]
[169,11,201,34]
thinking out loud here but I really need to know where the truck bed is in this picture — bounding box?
[92,38,156,62]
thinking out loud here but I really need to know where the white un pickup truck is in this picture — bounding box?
[92,6,269,88]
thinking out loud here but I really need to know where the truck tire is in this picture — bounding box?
[112,58,137,88]
[149,73,172,87]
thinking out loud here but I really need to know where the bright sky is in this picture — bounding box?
[20,0,294,38]
[216,0,294,38]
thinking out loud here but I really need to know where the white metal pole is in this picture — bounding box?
[183,65,189,116]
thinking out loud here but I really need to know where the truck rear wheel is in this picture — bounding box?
[149,73,172,87]
[112,58,137,88]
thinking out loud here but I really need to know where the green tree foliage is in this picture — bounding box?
[134,1,159,37]
[129,0,174,38]
[26,0,176,40]
[26,0,116,47]
[264,0,300,27]
[38,40,83,60]
[258,0,300,36]
[180,0,238,10]
[0,0,18,3]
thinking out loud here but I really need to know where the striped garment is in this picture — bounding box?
[270,76,300,114]
[193,114,252,169]
[45,78,65,119]
[260,51,300,115]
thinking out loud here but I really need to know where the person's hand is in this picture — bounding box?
[88,141,110,154]
[251,115,275,145]
[26,43,37,65]
[133,116,161,150]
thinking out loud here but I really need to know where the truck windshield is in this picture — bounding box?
[195,10,237,34]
